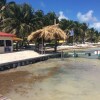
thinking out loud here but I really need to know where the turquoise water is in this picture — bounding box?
[7,57,100,100]
[66,48,100,59]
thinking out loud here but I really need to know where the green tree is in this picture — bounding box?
[80,23,88,43]
[0,2,34,39]
[73,21,82,43]
[44,12,59,26]
[33,10,44,30]
[94,30,100,42]
[0,0,99,45]
[0,0,7,25]
[86,28,100,43]
[0,0,6,10]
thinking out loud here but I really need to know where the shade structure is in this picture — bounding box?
[28,24,67,41]
[0,32,15,37]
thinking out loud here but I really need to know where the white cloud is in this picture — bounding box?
[77,10,97,22]
[40,2,45,8]
[90,22,100,31]
[58,11,68,21]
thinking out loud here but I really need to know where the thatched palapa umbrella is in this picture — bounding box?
[28,24,67,52]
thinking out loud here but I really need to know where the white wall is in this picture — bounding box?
[0,37,13,53]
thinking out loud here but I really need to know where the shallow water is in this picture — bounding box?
[66,47,100,59]
[6,58,100,100]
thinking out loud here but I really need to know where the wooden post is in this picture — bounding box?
[42,38,45,54]
[54,39,57,52]
[61,50,64,60]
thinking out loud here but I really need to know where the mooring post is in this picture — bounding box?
[61,50,64,60]
[73,50,76,57]
[98,54,100,59]
[73,50,78,57]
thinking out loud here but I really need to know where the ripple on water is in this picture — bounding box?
[3,58,100,100]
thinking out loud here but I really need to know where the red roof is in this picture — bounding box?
[0,32,15,37]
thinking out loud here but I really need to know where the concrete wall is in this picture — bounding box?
[0,37,13,53]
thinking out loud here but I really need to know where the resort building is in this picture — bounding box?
[0,32,15,53]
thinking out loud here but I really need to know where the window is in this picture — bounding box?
[0,40,4,46]
[6,40,12,46]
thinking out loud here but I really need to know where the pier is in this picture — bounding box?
[0,50,61,71]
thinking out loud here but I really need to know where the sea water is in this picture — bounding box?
[6,56,100,100]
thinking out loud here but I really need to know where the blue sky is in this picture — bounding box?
[7,0,100,31]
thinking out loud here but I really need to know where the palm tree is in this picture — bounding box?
[0,0,99,45]
[86,28,100,43]
[44,12,59,26]
[86,28,93,42]
[0,2,34,38]
[0,0,7,25]
[59,19,74,30]
[32,10,45,30]
[73,21,81,43]
[73,22,88,43]
[0,0,6,10]
[80,23,88,44]
[59,19,75,43]
[94,30,99,42]
[0,1,15,15]
[98,32,100,42]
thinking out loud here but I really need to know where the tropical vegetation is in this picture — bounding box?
[0,0,100,45]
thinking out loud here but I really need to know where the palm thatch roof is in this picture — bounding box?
[28,24,67,41]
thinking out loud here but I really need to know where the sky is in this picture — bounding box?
[7,0,100,31]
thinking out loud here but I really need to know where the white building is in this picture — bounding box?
[0,32,15,53]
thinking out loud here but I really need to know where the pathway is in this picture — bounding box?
[0,50,44,65]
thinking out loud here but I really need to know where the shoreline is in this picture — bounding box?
[0,45,100,64]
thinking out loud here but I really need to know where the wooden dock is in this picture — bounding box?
[0,52,61,71]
